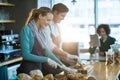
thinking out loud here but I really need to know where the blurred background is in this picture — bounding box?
[38,0,120,48]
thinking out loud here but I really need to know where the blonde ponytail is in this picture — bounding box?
[25,8,37,25]
[25,7,52,25]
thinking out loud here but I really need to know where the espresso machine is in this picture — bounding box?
[0,30,21,61]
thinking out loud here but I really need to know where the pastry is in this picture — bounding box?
[74,63,84,69]
[87,76,96,80]
[54,74,66,80]
[32,75,43,80]
[43,74,54,80]
[66,73,75,80]
[17,73,32,80]
[78,69,87,74]
[30,69,43,78]
[75,73,86,80]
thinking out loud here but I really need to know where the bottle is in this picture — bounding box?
[2,43,6,51]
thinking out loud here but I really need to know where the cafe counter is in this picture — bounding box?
[87,62,120,80]
[79,52,120,80]
[0,57,22,67]
[0,57,22,80]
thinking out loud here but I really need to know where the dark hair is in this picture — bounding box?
[25,7,52,25]
[52,3,69,13]
[97,24,110,35]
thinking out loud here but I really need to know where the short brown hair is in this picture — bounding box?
[52,3,69,13]
[97,24,110,35]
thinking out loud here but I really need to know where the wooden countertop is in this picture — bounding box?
[80,48,99,53]
[0,57,22,67]
[79,53,106,62]
[88,62,120,80]
[79,52,120,80]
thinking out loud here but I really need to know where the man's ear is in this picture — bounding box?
[53,10,59,15]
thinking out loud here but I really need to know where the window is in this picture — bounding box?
[38,0,120,48]
[52,0,120,48]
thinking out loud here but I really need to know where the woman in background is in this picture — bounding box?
[89,24,116,56]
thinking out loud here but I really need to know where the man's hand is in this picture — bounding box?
[66,54,79,66]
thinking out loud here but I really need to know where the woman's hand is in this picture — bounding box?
[89,40,96,47]
[99,52,105,56]
[47,58,58,68]
[61,65,77,74]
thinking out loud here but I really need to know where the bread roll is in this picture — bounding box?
[75,73,85,80]
[54,74,66,80]
[30,69,43,78]
[74,63,84,69]
[17,73,32,80]
[87,76,96,80]
[43,74,54,80]
[74,63,80,69]
[66,73,75,80]
[78,69,87,74]
[32,75,43,80]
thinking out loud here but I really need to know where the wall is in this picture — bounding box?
[8,0,37,34]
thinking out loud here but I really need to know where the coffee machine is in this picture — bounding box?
[0,30,21,61]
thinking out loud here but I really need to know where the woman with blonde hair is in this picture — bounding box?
[17,7,64,76]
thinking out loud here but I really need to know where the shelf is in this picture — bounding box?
[0,57,22,66]
[0,49,21,54]
[0,3,15,6]
[0,20,15,23]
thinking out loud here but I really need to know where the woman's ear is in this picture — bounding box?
[38,14,42,19]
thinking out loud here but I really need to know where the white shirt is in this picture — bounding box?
[49,21,62,49]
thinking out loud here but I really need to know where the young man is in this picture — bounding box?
[49,3,80,66]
